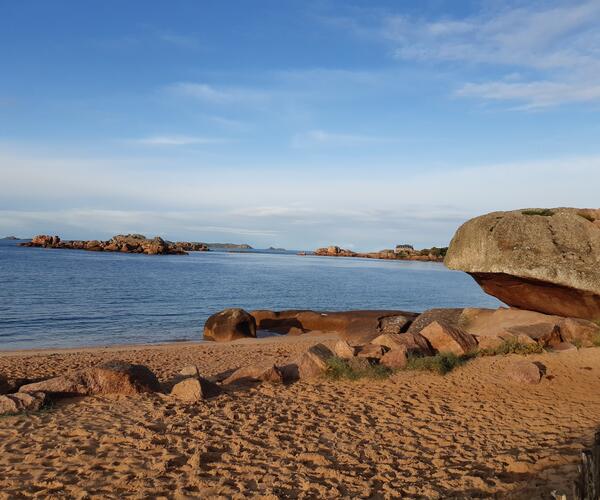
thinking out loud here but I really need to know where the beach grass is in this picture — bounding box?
[479,338,544,356]
[325,357,393,381]
[405,352,470,375]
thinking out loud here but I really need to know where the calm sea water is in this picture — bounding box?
[0,240,501,350]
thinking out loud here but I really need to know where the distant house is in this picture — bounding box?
[394,244,414,254]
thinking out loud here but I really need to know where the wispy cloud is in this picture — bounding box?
[332,1,600,108]
[167,82,268,105]
[130,135,228,146]
[292,129,395,148]
[456,80,600,109]
[3,145,599,248]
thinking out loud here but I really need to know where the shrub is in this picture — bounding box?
[521,209,554,216]
[479,339,543,356]
[405,352,468,375]
[324,357,392,381]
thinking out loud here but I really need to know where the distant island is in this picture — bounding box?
[19,234,251,256]
[206,243,253,250]
[1,236,20,240]
[312,244,447,262]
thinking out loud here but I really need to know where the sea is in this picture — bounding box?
[0,239,501,350]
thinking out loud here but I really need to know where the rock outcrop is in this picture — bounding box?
[380,347,409,369]
[333,340,357,359]
[356,344,385,361]
[419,321,478,355]
[0,374,10,395]
[445,208,600,320]
[20,360,160,396]
[0,392,46,416]
[204,308,257,342]
[313,245,447,262]
[413,306,600,349]
[297,344,335,379]
[19,234,212,255]
[371,332,434,357]
[251,309,418,343]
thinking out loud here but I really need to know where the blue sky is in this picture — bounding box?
[1,0,599,250]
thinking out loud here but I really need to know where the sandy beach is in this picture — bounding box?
[2,333,600,499]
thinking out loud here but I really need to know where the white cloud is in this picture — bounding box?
[457,80,600,109]
[336,1,600,108]
[292,129,395,148]
[168,82,268,105]
[131,135,228,146]
[1,145,599,249]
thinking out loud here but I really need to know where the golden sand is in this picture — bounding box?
[1,333,600,498]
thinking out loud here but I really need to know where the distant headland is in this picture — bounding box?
[18,234,252,256]
[1,236,20,240]
[206,243,253,250]
[312,244,447,262]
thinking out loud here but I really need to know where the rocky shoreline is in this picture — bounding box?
[313,244,447,262]
[2,206,600,497]
[19,234,209,255]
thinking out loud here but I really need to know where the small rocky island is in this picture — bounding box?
[313,244,447,262]
[19,234,208,255]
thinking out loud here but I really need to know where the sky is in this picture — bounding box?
[1,0,599,250]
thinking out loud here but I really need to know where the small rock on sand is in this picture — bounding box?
[20,360,160,396]
[223,364,283,385]
[297,344,334,379]
[171,377,221,402]
[179,365,201,377]
[506,360,544,384]
[0,392,46,416]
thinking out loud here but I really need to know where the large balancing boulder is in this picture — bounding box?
[445,208,600,321]
[204,308,257,342]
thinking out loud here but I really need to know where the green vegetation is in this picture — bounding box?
[405,352,470,375]
[522,209,555,217]
[324,357,392,381]
[479,338,543,356]
[419,246,448,258]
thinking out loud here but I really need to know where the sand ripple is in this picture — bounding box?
[1,335,600,498]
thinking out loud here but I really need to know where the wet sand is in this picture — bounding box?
[1,333,600,498]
